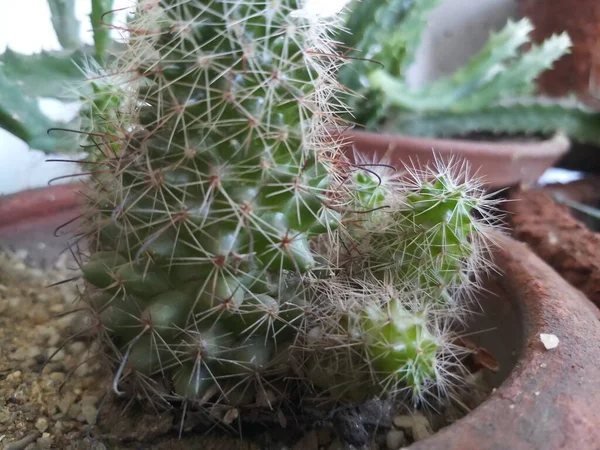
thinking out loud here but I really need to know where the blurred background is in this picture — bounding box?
[0,0,129,195]
[0,0,598,194]
[0,0,522,195]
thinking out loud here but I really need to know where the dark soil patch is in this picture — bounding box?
[507,177,600,307]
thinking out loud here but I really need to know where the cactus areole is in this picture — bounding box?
[75,0,500,429]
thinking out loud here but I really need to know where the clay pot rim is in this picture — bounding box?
[342,129,571,189]
[0,183,83,230]
[343,129,570,158]
[410,232,600,449]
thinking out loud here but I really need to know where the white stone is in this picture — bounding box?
[386,430,406,449]
[540,333,559,350]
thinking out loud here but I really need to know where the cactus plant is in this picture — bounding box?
[65,0,502,434]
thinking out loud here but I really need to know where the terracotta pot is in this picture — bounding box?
[507,176,600,308]
[1,188,600,449]
[518,0,600,105]
[409,232,600,450]
[342,129,571,189]
[0,184,83,264]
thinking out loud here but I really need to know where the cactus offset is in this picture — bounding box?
[287,153,500,406]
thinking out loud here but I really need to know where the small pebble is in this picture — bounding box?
[37,434,53,449]
[6,371,22,382]
[393,414,432,441]
[53,421,64,434]
[540,333,559,350]
[58,393,77,415]
[393,415,413,429]
[412,421,432,441]
[29,309,50,325]
[386,429,406,449]
[35,417,49,433]
[0,406,13,424]
[49,372,65,383]
[81,403,98,425]
[68,341,86,356]
[68,403,82,420]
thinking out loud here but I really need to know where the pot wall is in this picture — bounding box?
[342,130,570,189]
[410,233,600,450]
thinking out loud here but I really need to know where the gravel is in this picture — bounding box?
[0,250,107,450]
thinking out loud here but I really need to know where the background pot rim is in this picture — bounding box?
[341,129,571,189]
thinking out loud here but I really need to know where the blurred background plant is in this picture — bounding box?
[339,0,600,145]
[0,0,118,154]
[1,0,597,195]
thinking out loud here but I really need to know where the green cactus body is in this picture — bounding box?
[79,0,351,407]
[350,160,492,307]
[388,97,600,145]
[305,158,497,402]
[362,300,438,394]
[303,287,443,403]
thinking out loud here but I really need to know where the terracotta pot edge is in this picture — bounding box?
[0,183,84,229]
[409,233,600,449]
[341,129,571,159]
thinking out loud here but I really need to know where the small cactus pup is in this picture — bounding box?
[346,154,501,309]
[75,0,353,414]
[302,153,502,406]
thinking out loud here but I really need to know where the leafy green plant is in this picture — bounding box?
[0,0,116,152]
[59,0,503,428]
[340,0,600,144]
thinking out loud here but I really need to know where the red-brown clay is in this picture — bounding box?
[0,184,83,264]
[410,233,600,450]
[0,184,82,229]
[341,130,570,189]
[507,178,600,308]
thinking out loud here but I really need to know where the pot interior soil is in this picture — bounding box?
[0,228,522,449]
[507,177,600,308]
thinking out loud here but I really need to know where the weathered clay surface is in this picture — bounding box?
[410,233,600,450]
[519,0,600,105]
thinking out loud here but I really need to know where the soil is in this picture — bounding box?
[0,246,496,450]
[506,177,600,308]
